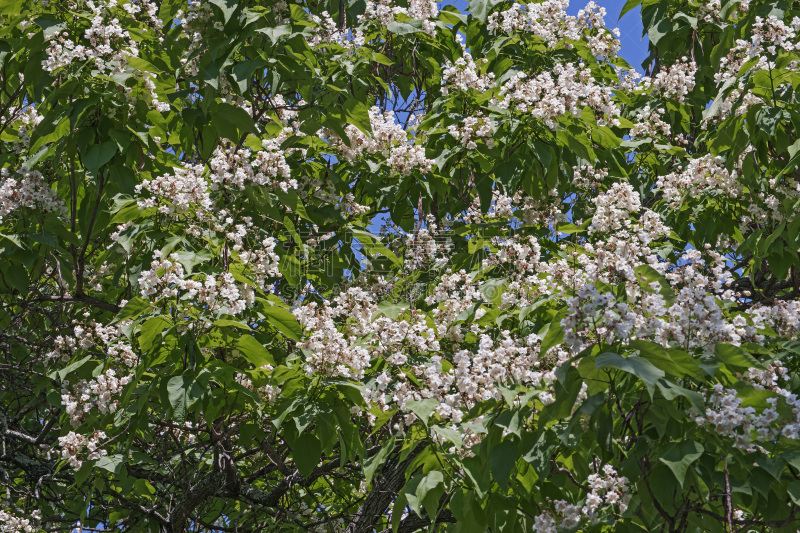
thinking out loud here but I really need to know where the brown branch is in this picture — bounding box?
[34,294,120,313]
[724,459,733,533]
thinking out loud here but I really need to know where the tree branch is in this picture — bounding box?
[35,294,120,313]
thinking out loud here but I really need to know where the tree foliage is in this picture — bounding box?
[1,0,800,531]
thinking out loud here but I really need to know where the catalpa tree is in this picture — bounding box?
[1,0,800,531]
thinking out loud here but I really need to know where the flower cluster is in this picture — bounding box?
[656,154,740,208]
[135,163,211,215]
[237,235,283,289]
[309,11,365,50]
[496,63,620,129]
[585,464,632,516]
[10,106,43,153]
[718,13,800,87]
[42,0,140,73]
[58,430,107,469]
[0,168,66,224]
[47,321,137,367]
[209,134,295,192]
[138,251,256,316]
[572,164,608,190]
[293,289,376,379]
[174,0,212,76]
[696,382,799,450]
[748,301,800,339]
[122,0,162,29]
[62,369,133,427]
[629,105,673,140]
[294,268,562,429]
[463,189,566,227]
[441,46,496,95]
[697,0,722,23]
[447,114,493,149]
[707,15,800,125]
[488,0,621,59]
[359,0,439,36]
[141,72,171,112]
[562,284,639,351]
[589,182,643,234]
[405,223,454,269]
[0,510,41,533]
[328,107,433,175]
[640,57,697,103]
[532,464,630,532]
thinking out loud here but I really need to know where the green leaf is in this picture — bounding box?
[83,142,117,178]
[373,301,409,320]
[363,435,395,486]
[372,52,393,65]
[95,454,125,474]
[256,25,292,43]
[2,266,29,295]
[208,0,237,24]
[595,352,665,396]
[30,115,70,153]
[30,232,58,248]
[213,319,251,331]
[213,102,257,142]
[404,471,444,519]
[351,229,402,267]
[0,233,23,249]
[619,0,643,18]
[139,316,172,352]
[0,0,23,15]
[659,441,703,487]
[236,335,274,367]
[167,374,192,423]
[539,311,565,356]
[542,365,581,422]
[274,188,312,223]
[33,16,65,38]
[432,425,463,447]
[109,203,145,225]
[489,440,518,490]
[480,278,506,305]
[263,305,301,341]
[731,382,776,409]
[756,106,785,138]
[386,20,424,35]
[114,297,151,323]
[656,379,704,413]
[468,0,501,22]
[231,59,266,94]
[126,56,162,74]
[494,409,522,437]
[454,301,482,325]
[344,98,373,136]
[630,340,702,380]
[53,355,92,382]
[702,77,737,122]
[788,481,800,505]
[647,18,673,46]
[406,398,438,426]
[634,264,676,306]
[715,343,766,371]
[494,158,525,194]
[292,433,322,477]
[171,249,212,274]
